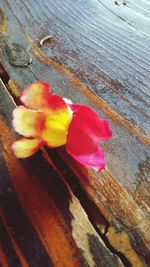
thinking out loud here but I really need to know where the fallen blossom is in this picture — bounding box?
[12,81,112,172]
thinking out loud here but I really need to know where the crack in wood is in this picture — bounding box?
[45,150,134,267]
[0,75,128,266]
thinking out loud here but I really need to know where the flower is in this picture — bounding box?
[12,81,112,172]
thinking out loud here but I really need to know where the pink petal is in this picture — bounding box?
[12,138,43,158]
[67,146,105,172]
[21,81,52,109]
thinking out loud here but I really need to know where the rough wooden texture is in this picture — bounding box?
[0,0,150,266]
[0,79,124,267]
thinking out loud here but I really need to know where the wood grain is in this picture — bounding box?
[55,148,150,263]
[0,0,150,266]
[0,80,123,266]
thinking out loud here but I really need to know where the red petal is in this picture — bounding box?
[67,105,112,153]
[45,95,69,111]
[66,105,112,171]
[21,81,52,109]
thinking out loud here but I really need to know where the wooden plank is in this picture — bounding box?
[0,79,123,266]
[0,0,150,266]
[57,148,150,265]
[0,0,149,196]
[0,0,150,134]
[97,0,150,37]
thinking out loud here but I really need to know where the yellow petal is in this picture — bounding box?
[12,138,43,158]
[20,81,51,109]
[13,106,45,138]
[42,107,72,147]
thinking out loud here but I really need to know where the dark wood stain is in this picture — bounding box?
[5,42,32,67]
[88,234,118,267]
[0,219,22,267]
[0,152,54,267]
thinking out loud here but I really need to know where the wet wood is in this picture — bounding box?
[0,0,150,266]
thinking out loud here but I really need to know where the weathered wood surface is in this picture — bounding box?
[0,79,124,267]
[0,0,150,266]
